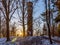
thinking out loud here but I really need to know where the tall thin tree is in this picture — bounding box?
[45,0,52,44]
[0,11,1,38]
[48,0,52,44]
[22,0,25,37]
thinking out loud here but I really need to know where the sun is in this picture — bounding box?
[16,30,23,37]
[20,32,22,35]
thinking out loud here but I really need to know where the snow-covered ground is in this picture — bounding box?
[0,38,6,43]
[44,35,60,41]
[52,36,60,41]
[42,39,60,45]
[0,36,60,45]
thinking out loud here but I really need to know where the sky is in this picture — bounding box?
[33,0,45,18]
[10,0,45,32]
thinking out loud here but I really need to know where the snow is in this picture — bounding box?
[44,35,60,41]
[0,38,6,43]
[0,36,60,45]
[52,36,60,41]
[42,39,60,45]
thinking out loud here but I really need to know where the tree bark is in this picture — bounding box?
[0,12,1,38]
[48,0,53,44]
[27,2,33,36]
[45,0,52,44]
[6,10,10,41]
[6,2,10,41]
[22,0,25,37]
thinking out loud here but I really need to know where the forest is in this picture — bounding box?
[0,0,60,45]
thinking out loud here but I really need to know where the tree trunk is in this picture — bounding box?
[48,0,53,44]
[45,0,52,44]
[22,0,25,37]
[0,12,1,38]
[6,12,10,41]
[6,5,10,41]
[27,2,33,36]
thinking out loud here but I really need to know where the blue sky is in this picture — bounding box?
[33,0,45,31]
[11,0,45,31]
[33,0,45,18]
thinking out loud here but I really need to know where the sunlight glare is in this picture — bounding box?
[16,30,23,37]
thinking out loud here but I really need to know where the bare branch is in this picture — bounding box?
[0,8,6,19]
[10,7,18,21]
[1,0,7,11]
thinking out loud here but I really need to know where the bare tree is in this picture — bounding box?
[0,11,1,38]
[44,0,53,44]
[0,0,18,41]
[22,0,25,37]
[17,0,39,37]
